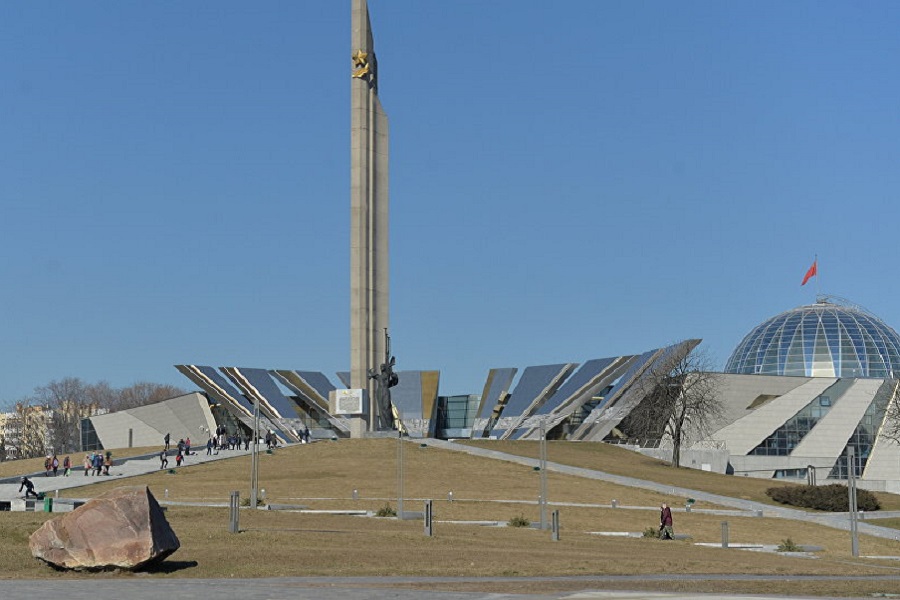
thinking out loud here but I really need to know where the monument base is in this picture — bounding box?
[349,417,369,439]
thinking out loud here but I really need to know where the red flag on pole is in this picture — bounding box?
[801,260,817,286]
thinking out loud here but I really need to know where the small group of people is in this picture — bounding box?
[43,454,71,477]
[159,448,185,469]
[209,432,247,454]
[82,451,112,476]
[160,433,191,469]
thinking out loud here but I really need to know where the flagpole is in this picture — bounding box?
[815,254,819,301]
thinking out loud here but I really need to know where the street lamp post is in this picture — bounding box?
[250,397,260,509]
[848,447,859,557]
[539,418,548,530]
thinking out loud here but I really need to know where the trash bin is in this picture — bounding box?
[43,497,53,513]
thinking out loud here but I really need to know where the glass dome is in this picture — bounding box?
[725,297,900,378]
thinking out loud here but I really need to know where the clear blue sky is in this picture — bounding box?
[3,1,900,404]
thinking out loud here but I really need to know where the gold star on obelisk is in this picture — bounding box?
[352,49,368,67]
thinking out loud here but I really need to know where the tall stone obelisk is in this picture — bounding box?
[350,0,390,433]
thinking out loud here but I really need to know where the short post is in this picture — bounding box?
[229,491,240,533]
[128,428,133,448]
[721,521,729,548]
[164,488,169,499]
[611,499,618,508]
[551,510,560,541]
[352,489,359,500]
[448,491,453,502]
[424,499,433,537]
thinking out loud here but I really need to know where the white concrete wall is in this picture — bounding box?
[793,378,880,458]
[89,393,214,449]
[712,378,836,455]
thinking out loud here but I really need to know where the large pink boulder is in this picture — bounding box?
[29,486,180,571]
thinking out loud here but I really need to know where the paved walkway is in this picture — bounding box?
[0,445,255,502]
[0,576,890,600]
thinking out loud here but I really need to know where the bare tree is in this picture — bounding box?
[618,348,723,467]
[880,380,900,443]
[111,382,186,412]
[12,400,49,459]
[35,378,95,455]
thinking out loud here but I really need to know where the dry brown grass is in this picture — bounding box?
[2,439,900,597]
[463,439,900,511]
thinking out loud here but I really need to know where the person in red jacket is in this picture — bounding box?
[659,502,674,539]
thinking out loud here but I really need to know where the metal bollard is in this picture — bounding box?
[721,521,729,548]
[685,503,691,513]
[611,499,618,508]
[229,491,240,534]
[551,510,560,541]
[352,489,358,500]
[448,491,453,502]
[164,489,169,499]
[424,500,433,537]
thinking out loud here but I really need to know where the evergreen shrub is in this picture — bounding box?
[766,484,879,512]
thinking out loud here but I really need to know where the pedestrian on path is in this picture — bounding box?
[51,455,59,477]
[63,455,71,476]
[164,432,170,450]
[659,502,674,540]
[83,454,91,476]
[159,450,168,469]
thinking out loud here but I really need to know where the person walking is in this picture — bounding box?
[659,502,674,540]
[175,451,183,467]
[206,438,213,455]
[164,433,170,451]
[92,452,103,476]
[63,455,71,477]
[83,454,91,476]
[44,455,51,477]
[51,455,59,477]
[159,450,169,469]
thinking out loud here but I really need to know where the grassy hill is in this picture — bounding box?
[2,439,900,597]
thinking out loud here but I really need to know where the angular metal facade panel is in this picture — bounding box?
[532,357,619,417]
[176,365,254,416]
[296,371,338,400]
[224,367,299,420]
[492,364,575,439]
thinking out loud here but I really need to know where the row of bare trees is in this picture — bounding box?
[2,378,185,460]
